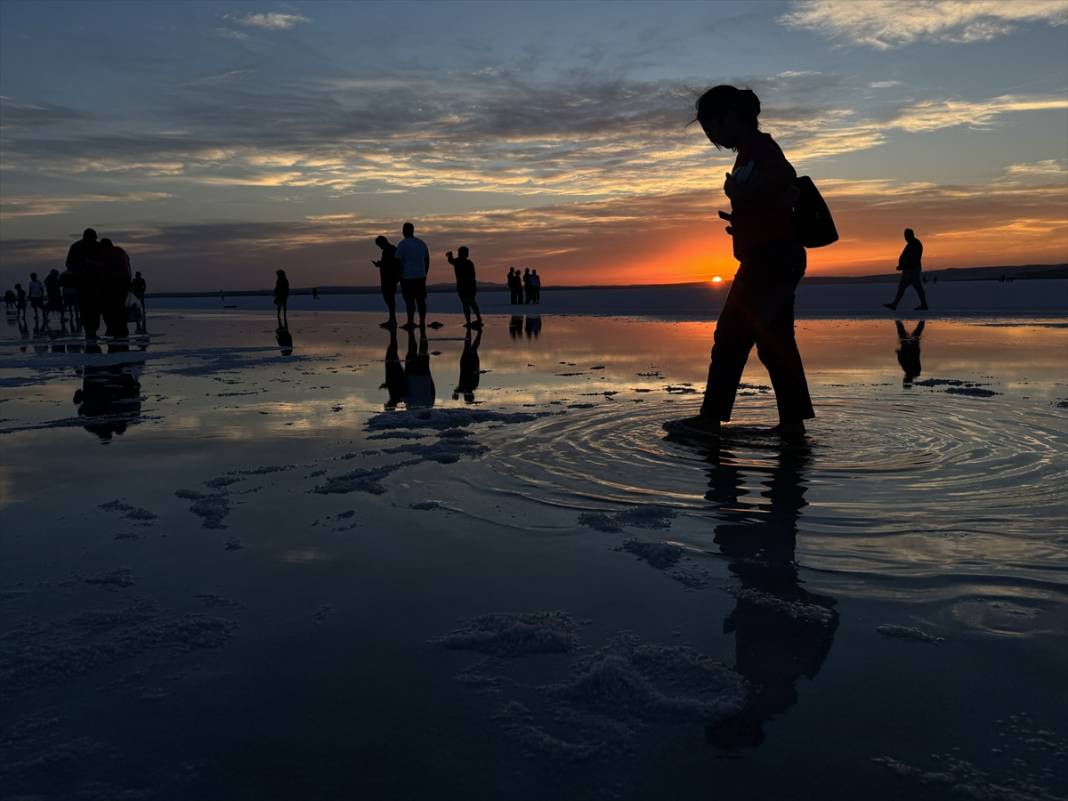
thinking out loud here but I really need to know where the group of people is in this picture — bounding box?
[3,228,148,339]
[506,267,540,305]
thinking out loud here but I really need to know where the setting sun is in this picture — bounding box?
[711,276,723,284]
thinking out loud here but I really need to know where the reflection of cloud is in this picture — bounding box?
[781,0,1068,49]
[227,12,310,30]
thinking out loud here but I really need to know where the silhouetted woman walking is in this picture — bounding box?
[274,269,289,325]
[671,86,814,439]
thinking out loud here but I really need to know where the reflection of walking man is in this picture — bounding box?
[884,228,928,311]
[895,320,925,385]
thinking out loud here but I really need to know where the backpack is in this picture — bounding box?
[793,176,838,248]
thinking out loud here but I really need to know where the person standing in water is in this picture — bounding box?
[274,269,289,325]
[27,272,45,326]
[670,85,814,439]
[883,228,928,311]
[446,246,482,328]
[393,222,430,330]
[131,271,147,324]
[373,235,401,328]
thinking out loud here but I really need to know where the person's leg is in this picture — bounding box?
[460,294,471,326]
[913,275,929,309]
[401,282,416,328]
[700,281,758,422]
[884,276,909,309]
[471,298,482,324]
[416,294,427,328]
[756,284,814,427]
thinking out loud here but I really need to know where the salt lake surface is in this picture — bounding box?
[1,304,1066,800]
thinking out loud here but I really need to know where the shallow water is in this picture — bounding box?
[2,309,1066,800]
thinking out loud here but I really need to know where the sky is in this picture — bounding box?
[1,0,1067,291]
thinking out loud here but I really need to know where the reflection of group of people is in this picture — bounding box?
[506,267,540,305]
[3,228,147,339]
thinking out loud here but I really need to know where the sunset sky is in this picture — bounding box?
[2,0,1067,291]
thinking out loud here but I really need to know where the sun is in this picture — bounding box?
[711,276,723,284]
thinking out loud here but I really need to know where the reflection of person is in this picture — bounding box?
[671,85,814,441]
[687,437,838,749]
[73,353,144,442]
[895,320,925,385]
[402,327,435,408]
[446,246,483,328]
[373,235,401,328]
[274,270,289,325]
[508,314,523,340]
[381,327,406,410]
[276,325,293,356]
[524,314,541,339]
[884,229,928,311]
[394,222,430,330]
[453,328,482,402]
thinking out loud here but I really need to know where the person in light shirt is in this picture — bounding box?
[393,221,430,330]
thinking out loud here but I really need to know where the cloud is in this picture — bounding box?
[889,94,1068,132]
[780,0,1068,49]
[0,192,172,219]
[227,12,310,30]
[1002,159,1068,179]
[212,28,249,41]
[0,96,92,129]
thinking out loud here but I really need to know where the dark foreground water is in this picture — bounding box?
[2,309,1066,800]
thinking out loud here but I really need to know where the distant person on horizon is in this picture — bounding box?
[446,246,483,328]
[373,235,401,328]
[883,228,928,311]
[66,228,101,339]
[507,268,521,304]
[14,284,27,320]
[27,272,44,326]
[61,267,80,328]
[668,85,814,440]
[895,320,925,385]
[274,269,289,325]
[43,269,62,327]
[312,287,319,300]
[131,271,147,321]
[522,268,532,304]
[394,222,430,330]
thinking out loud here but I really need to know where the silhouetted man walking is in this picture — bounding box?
[884,228,928,311]
[394,222,430,329]
[66,228,101,338]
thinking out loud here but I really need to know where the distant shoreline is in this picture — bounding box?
[144,262,1067,299]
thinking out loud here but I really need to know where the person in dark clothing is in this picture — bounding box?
[13,284,27,320]
[43,269,63,327]
[373,235,401,328]
[453,327,482,403]
[522,268,532,304]
[66,228,102,338]
[98,238,132,338]
[60,268,79,328]
[884,228,928,310]
[446,246,482,328]
[131,271,147,319]
[530,269,541,303]
[507,268,521,304]
[668,85,814,440]
[274,269,289,325]
[381,326,406,410]
[4,289,15,313]
[895,320,925,385]
[312,287,319,300]
[27,272,45,325]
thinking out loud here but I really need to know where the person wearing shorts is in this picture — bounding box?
[393,222,430,330]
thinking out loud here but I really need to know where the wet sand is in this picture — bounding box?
[1,309,1066,800]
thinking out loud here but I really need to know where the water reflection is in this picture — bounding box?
[524,315,542,339]
[695,439,838,749]
[73,343,145,442]
[895,320,925,386]
[453,328,482,403]
[509,314,523,340]
[276,324,294,356]
[404,329,435,409]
